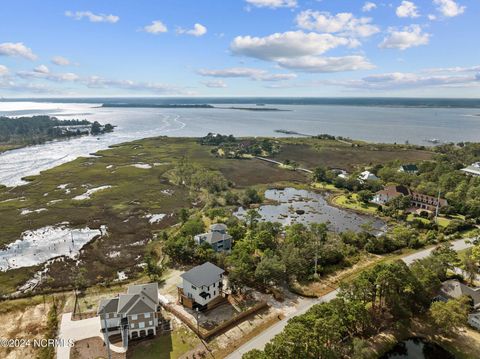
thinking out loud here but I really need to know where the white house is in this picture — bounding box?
[358,170,379,183]
[178,262,225,311]
[98,282,159,347]
[461,162,480,177]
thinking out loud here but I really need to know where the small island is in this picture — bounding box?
[0,115,115,153]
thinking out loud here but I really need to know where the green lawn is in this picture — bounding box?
[128,327,201,359]
[331,193,378,214]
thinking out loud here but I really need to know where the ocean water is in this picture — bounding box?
[0,99,479,187]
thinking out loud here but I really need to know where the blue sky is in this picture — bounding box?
[0,0,478,97]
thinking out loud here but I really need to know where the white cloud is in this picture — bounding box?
[0,65,9,76]
[295,10,380,38]
[51,56,71,66]
[85,76,189,94]
[422,65,480,74]
[198,67,296,81]
[143,21,168,34]
[433,0,465,17]
[17,68,80,82]
[341,71,479,90]
[231,31,355,61]
[0,42,37,60]
[276,55,375,73]
[0,80,57,93]
[396,1,420,18]
[34,65,50,74]
[428,14,437,20]
[379,25,430,50]
[246,0,297,8]
[362,2,377,12]
[65,10,119,23]
[177,23,207,37]
[201,80,227,88]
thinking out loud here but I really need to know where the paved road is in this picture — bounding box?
[226,238,474,359]
[254,156,313,174]
[57,312,126,359]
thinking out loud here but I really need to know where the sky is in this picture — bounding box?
[0,0,478,98]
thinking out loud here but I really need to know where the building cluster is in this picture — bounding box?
[97,226,229,349]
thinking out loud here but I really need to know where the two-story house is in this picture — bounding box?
[372,184,448,212]
[98,282,159,348]
[194,223,232,252]
[178,262,225,311]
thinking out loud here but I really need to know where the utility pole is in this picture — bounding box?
[435,189,441,223]
[195,308,200,334]
[102,306,112,359]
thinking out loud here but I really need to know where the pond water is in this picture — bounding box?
[234,188,385,233]
[0,224,105,271]
[380,338,455,359]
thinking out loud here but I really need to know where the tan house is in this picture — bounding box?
[98,282,160,348]
[372,184,448,212]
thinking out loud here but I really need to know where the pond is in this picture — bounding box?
[380,338,455,359]
[234,188,385,233]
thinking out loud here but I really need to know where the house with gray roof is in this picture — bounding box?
[194,223,232,252]
[98,282,159,348]
[178,262,225,310]
[461,162,480,177]
[437,279,480,309]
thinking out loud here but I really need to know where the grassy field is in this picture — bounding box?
[0,136,436,295]
[0,137,307,294]
[331,193,379,214]
[271,139,433,171]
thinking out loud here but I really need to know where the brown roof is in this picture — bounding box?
[377,185,410,198]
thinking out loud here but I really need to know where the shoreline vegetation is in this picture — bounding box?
[0,115,115,154]
[0,132,479,358]
[100,103,288,111]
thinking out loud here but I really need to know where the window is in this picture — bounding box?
[149,321,153,326]
[131,314,138,320]
[106,313,110,319]
[139,322,145,329]
[130,323,135,328]
[191,285,197,290]
[212,282,215,288]
[214,291,216,296]
[144,313,150,318]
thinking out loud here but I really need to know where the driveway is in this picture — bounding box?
[57,313,126,359]
[226,238,474,359]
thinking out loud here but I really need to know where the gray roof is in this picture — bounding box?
[127,282,158,308]
[439,280,480,308]
[98,282,159,317]
[210,223,227,231]
[197,231,232,244]
[181,262,224,287]
[126,300,156,316]
[461,165,480,175]
[97,298,119,315]
[117,294,139,314]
